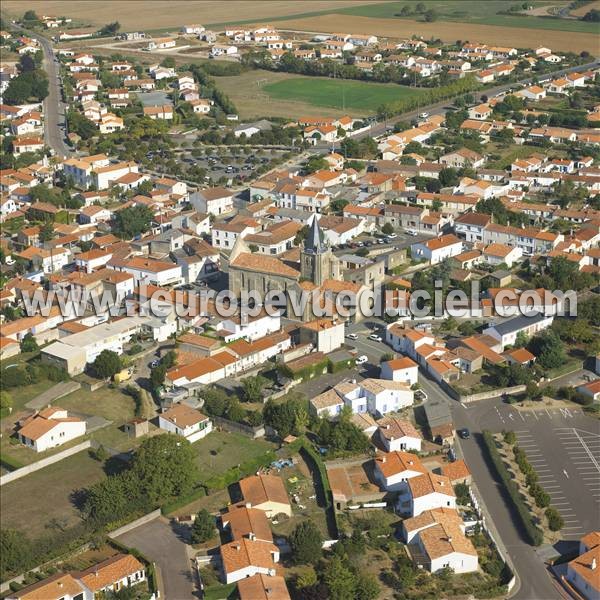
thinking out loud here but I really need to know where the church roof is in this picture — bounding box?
[304,215,325,254]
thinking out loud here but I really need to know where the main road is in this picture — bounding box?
[23,28,72,157]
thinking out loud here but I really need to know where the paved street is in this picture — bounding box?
[117,517,197,600]
[25,29,71,157]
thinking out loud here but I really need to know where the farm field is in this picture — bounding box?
[335,1,600,33]
[272,13,600,53]
[569,0,600,16]
[216,71,363,119]
[264,77,424,113]
[0,449,106,538]
[1,0,385,30]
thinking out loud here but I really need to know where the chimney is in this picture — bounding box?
[592,558,597,570]
[447,536,453,543]
[245,502,252,509]
[173,417,177,424]
[381,456,386,463]
[248,532,256,541]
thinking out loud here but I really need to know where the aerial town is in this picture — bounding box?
[0,1,599,599]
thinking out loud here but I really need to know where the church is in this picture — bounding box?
[227,216,372,322]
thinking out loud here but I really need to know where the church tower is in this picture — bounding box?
[301,215,329,286]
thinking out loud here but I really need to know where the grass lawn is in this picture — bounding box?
[202,582,237,600]
[58,386,137,423]
[337,1,600,33]
[0,449,106,538]
[263,77,424,114]
[486,143,555,170]
[193,430,276,480]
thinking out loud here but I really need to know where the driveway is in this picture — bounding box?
[116,517,198,600]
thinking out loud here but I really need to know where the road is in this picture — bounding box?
[316,59,600,150]
[417,375,567,600]
[21,28,72,157]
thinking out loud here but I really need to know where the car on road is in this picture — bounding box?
[419,111,429,119]
[368,334,383,342]
[355,355,368,365]
[346,333,358,340]
[458,428,471,439]
[150,360,160,368]
[406,229,418,236]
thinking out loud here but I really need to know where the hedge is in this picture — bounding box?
[161,486,206,516]
[482,431,544,546]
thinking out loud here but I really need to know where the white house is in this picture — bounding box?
[566,533,600,600]
[376,416,422,453]
[220,538,279,584]
[336,378,414,417]
[483,313,554,351]
[191,187,234,216]
[380,356,418,386]
[411,234,463,264]
[309,388,344,419]
[17,407,86,453]
[299,318,345,353]
[374,451,427,492]
[78,554,146,597]
[482,243,523,268]
[216,309,281,343]
[211,44,238,57]
[116,257,183,287]
[158,404,212,443]
[404,472,457,517]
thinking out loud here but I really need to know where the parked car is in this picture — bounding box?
[150,360,160,368]
[355,355,368,365]
[406,229,418,236]
[346,333,358,340]
[368,334,383,342]
[458,428,471,439]
[419,111,430,119]
[414,389,428,401]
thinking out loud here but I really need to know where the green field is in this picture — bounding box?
[0,450,106,538]
[337,1,600,33]
[209,0,600,33]
[193,430,275,480]
[263,77,425,113]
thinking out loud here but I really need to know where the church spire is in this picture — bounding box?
[305,214,324,254]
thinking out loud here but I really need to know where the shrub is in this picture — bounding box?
[545,507,564,531]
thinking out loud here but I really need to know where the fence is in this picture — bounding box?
[458,385,526,404]
[0,440,92,486]
[107,509,162,539]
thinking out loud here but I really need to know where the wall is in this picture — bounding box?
[0,441,91,486]
[107,509,162,539]
[212,415,265,439]
[459,385,526,404]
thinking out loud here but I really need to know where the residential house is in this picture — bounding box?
[17,407,86,453]
[411,234,463,264]
[404,472,456,517]
[380,356,419,386]
[239,474,292,517]
[376,416,422,453]
[374,450,426,491]
[158,404,213,442]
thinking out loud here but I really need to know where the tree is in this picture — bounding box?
[438,167,459,188]
[0,529,34,581]
[190,509,216,543]
[305,155,328,174]
[39,221,55,242]
[503,430,517,445]
[323,556,356,600]
[527,330,565,370]
[356,573,381,600]
[381,222,395,235]
[92,349,122,379]
[151,364,167,388]
[0,390,13,414]
[114,205,154,238]
[100,21,121,35]
[20,332,39,353]
[424,9,438,21]
[132,434,198,503]
[241,374,268,403]
[290,520,323,565]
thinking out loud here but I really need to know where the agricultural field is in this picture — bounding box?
[270,14,600,53]
[335,1,600,33]
[1,0,384,31]
[0,449,106,538]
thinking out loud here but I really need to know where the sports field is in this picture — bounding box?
[215,70,404,119]
[264,77,423,113]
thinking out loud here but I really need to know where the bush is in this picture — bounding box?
[545,507,564,531]
[482,431,543,546]
[503,430,517,445]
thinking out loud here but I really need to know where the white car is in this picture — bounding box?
[419,111,429,119]
[355,355,368,365]
[406,229,418,236]
[346,333,358,340]
[368,334,383,342]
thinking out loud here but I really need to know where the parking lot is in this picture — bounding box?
[474,401,600,539]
